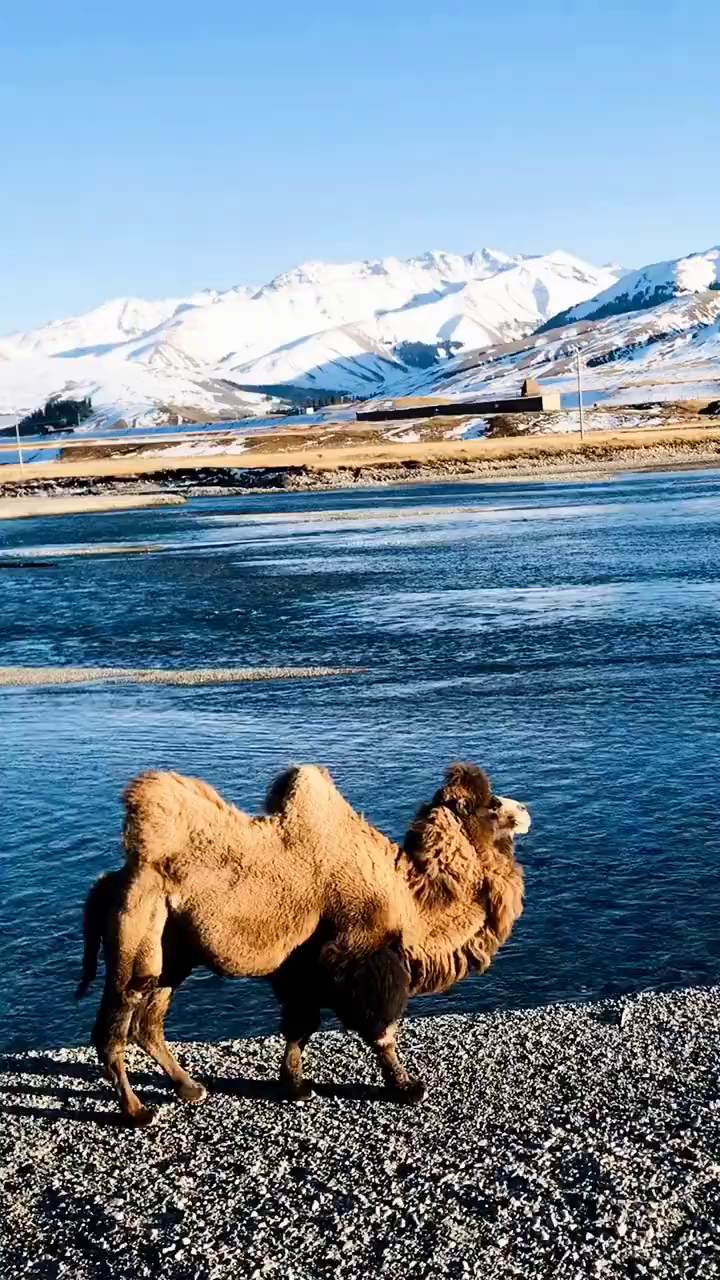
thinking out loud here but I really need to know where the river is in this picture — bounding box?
[1,469,719,1049]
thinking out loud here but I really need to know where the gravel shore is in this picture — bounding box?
[2,987,719,1279]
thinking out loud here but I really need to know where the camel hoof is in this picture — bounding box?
[126,1105,156,1128]
[388,1078,426,1105]
[281,1078,314,1102]
[177,1080,207,1105]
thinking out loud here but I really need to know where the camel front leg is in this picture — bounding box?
[279,1003,321,1101]
[367,1022,426,1104]
[321,935,424,1103]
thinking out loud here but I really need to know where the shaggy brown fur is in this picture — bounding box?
[79,762,528,1124]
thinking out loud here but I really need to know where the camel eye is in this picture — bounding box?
[488,796,501,812]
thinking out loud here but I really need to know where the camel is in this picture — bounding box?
[78,762,529,1125]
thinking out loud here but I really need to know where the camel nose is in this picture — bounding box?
[493,795,531,836]
[510,799,532,835]
[517,805,531,835]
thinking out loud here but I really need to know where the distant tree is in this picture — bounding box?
[394,341,440,369]
[16,396,93,436]
[394,340,463,369]
[438,339,463,359]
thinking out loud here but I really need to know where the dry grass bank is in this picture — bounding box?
[3,423,720,486]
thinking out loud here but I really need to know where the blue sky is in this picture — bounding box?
[1,0,718,332]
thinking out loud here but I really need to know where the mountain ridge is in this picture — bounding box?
[538,246,720,332]
[0,248,623,423]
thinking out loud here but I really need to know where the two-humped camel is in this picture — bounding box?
[79,762,529,1124]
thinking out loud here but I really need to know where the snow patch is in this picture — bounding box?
[446,418,490,439]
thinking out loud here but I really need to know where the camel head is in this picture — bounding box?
[487,793,531,837]
[426,762,530,840]
[402,762,530,898]
[400,763,529,993]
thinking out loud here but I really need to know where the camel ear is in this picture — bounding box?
[440,763,492,812]
[403,802,434,858]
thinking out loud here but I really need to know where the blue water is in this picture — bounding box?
[2,470,720,1051]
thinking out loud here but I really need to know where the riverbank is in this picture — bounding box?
[2,986,718,1279]
[2,425,720,503]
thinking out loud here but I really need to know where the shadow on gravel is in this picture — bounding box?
[0,1102,130,1127]
[0,1055,160,1085]
[214,1075,391,1103]
[0,1055,172,1125]
[314,1080,390,1102]
[0,1053,395,1124]
[0,1081,111,1102]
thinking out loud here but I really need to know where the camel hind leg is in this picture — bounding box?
[130,981,207,1105]
[93,871,168,1125]
[271,942,322,1100]
[93,977,157,1126]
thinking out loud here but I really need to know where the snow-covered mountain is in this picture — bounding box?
[0,297,184,360]
[227,251,621,393]
[382,287,720,410]
[0,249,622,425]
[540,246,720,330]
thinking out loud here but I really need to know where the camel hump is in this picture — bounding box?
[264,763,350,823]
[122,769,228,865]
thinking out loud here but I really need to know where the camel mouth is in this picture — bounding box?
[493,795,531,837]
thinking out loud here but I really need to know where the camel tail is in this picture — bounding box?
[75,870,125,1000]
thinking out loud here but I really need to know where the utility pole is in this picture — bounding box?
[577,347,585,440]
[13,417,24,472]
[569,345,585,440]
